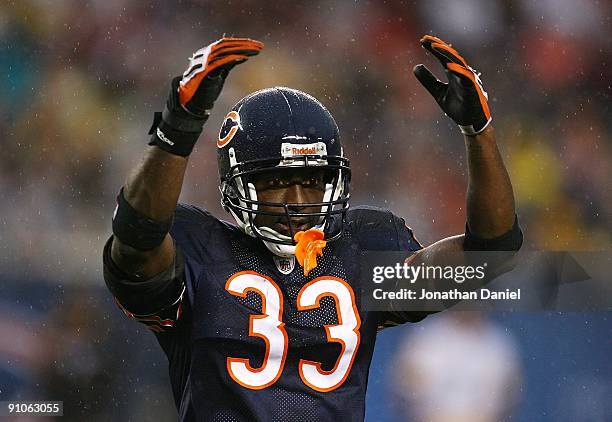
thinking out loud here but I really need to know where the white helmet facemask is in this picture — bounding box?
[225,144,346,257]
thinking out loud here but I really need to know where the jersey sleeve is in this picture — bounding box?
[347,206,429,326]
[347,205,423,253]
[102,235,187,333]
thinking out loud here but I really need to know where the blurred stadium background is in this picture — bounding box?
[0,0,610,420]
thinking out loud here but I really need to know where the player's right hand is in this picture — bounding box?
[178,37,264,116]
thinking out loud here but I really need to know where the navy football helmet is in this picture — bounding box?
[217,87,351,257]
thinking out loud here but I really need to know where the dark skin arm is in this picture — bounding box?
[415,124,516,263]
[411,34,517,263]
[110,147,187,278]
[464,125,515,237]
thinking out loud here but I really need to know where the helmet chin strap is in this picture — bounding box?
[229,199,325,258]
[256,226,296,257]
[264,242,296,258]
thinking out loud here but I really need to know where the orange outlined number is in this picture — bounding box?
[297,277,361,392]
[225,271,288,390]
[225,272,361,392]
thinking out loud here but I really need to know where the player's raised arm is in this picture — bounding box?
[412,35,522,263]
[110,38,264,279]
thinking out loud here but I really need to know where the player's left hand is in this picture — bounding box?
[414,35,492,136]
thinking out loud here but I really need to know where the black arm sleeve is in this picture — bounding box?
[464,215,523,251]
[102,236,187,332]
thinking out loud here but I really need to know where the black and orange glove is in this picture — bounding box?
[149,37,264,156]
[414,35,491,136]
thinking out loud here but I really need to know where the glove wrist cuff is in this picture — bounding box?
[459,116,492,136]
[146,77,210,157]
[148,117,205,157]
[147,106,209,156]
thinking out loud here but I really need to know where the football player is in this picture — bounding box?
[103,35,522,421]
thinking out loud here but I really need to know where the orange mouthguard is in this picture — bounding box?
[294,229,326,276]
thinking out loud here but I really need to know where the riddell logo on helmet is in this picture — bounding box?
[217,111,240,148]
[281,142,327,159]
[292,146,317,155]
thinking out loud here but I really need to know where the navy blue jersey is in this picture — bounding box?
[103,204,425,421]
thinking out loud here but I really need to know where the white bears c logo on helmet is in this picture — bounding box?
[218,111,241,148]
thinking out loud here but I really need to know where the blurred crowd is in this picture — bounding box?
[0,1,610,421]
